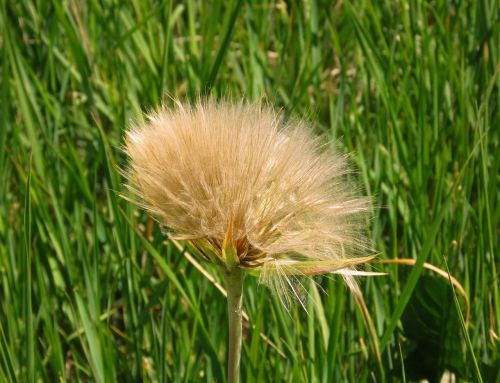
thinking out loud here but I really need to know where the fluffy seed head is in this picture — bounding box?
[124,100,372,297]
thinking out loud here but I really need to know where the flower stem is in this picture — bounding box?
[224,266,244,383]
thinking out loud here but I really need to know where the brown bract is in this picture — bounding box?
[124,100,372,290]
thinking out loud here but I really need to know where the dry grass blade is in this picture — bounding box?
[377,259,470,323]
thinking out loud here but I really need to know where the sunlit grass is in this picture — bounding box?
[0,1,498,382]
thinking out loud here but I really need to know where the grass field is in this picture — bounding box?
[0,0,498,382]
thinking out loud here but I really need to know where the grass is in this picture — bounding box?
[0,0,498,381]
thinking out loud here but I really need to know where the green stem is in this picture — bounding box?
[225,266,244,383]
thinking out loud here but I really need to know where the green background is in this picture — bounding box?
[0,0,498,382]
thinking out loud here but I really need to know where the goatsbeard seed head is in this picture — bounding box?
[124,100,373,302]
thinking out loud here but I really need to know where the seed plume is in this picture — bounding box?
[124,100,372,296]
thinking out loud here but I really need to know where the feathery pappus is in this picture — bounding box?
[124,100,373,303]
